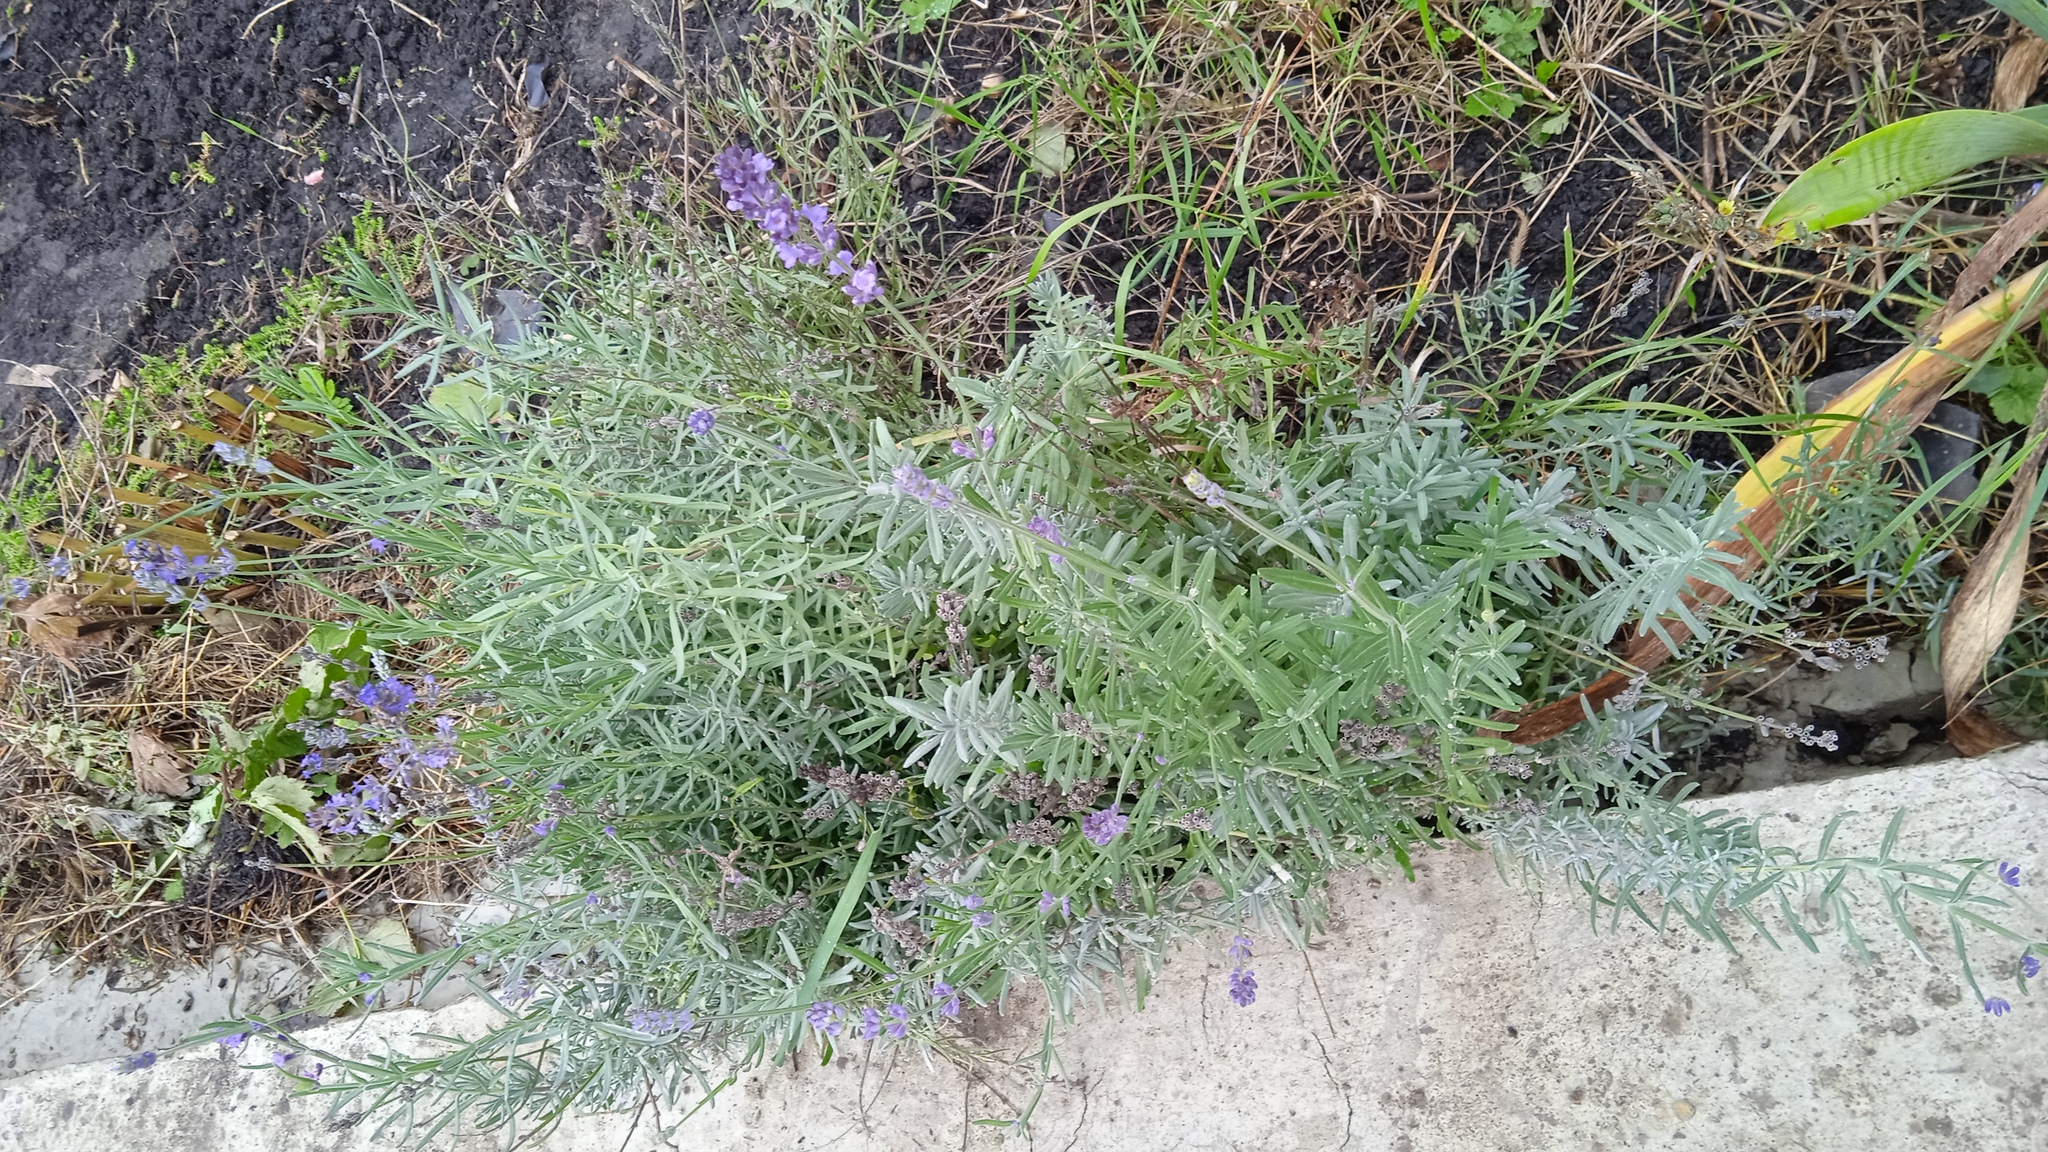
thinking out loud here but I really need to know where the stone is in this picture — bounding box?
[3,746,2046,1150]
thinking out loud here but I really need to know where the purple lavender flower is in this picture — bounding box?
[961,894,984,910]
[931,981,960,1019]
[978,424,995,451]
[122,539,237,603]
[48,554,73,579]
[1038,891,1058,913]
[774,239,823,268]
[273,1051,296,1067]
[366,538,389,556]
[356,972,374,985]
[1227,968,1258,1007]
[685,408,717,436]
[827,249,857,277]
[845,261,883,306]
[2024,954,2041,979]
[806,1000,844,1036]
[1181,469,1229,508]
[9,576,31,599]
[218,1032,248,1050]
[116,1050,158,1073]
[532,817,559,837]
[1026,514,1066,551]
[884,1003,910,1039]
[628,1008,694,1035]
[1998,861,2021,888]
[310,777,397,837]
[859,1006,882,1041]
[950,439,978,459]
[971,910,995,928]
[603,824,617,837]
[356,677,416,717]
[1081,806,1128,846]
[890,462,956,509]
[1985,997,2013,1016]
[1228,934,1253,965]
[799,203,839,250]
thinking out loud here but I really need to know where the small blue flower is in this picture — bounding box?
[218,1032,248,1050]
[273,1051,296,1067]
[859,1006,882,1041]
[115,1050,158,1073]
[603,825,617,837]
[48,555,73,579]
[961,893,984,910]
[2023,954,2041,980]
[686,409,716,436]
[971,910,995,929]
[884,1003,910,1039]
[931,981,960,1019]
[356,972,374,985]
[532,818,559,837]
[366,538,389,556]
[1038,891,1058,914]
[1998,861,2022,888]
[1985,997,2013,1016]
[8,576,30,599]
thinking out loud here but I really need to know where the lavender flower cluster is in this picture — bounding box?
[1226,934,1258,1007]
[627,1008,695,1036]
[714,145,882,306]
[806,979,959,1043]
[210,441,278,476]
[1081,805,1128,847]
[306,673,465,837]
[122,539,237,607]
[892,463,956,509]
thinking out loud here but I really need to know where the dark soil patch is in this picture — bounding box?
[0,0,673,452]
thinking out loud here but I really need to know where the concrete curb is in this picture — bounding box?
[3,747,2044,1150]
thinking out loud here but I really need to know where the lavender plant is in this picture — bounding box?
[218,208,2034,1137]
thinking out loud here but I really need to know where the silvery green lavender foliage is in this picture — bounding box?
[237,222,2022,1138]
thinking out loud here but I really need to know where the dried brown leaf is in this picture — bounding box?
[1992,32,2048,112]
[1941,366,2048,754]
[8,591,111,666]
[128,727,192,797]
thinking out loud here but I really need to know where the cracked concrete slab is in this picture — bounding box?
[2,745,2043,1151]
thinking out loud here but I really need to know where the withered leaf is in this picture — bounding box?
[8,591,111,666]
[128,727,192,797]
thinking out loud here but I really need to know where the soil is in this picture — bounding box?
[0,0,674,458]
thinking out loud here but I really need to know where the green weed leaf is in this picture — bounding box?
[1763,108,2048,232]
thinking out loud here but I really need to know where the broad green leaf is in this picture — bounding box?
[1028,123,1075,176]
[1763,108,2048,232]
[1985,0,2048,43]
[427,380,508,423]
[248,775,329,862]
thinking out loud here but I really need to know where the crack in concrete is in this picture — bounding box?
[1301,951,1355,1150]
